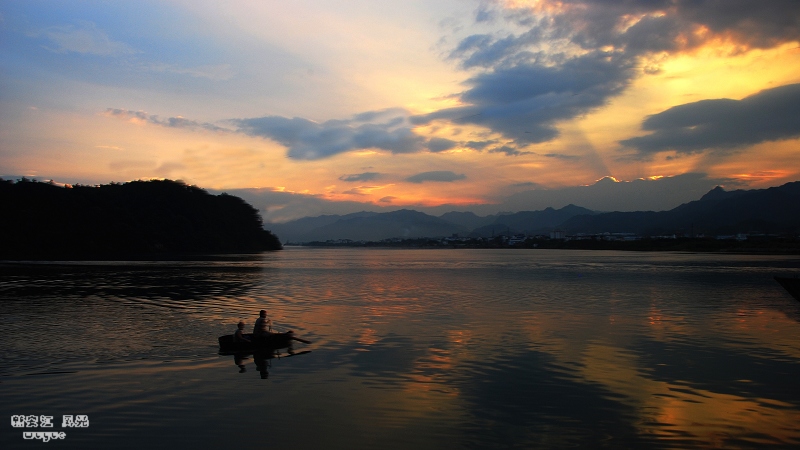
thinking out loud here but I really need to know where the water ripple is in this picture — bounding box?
[2,250,800,449]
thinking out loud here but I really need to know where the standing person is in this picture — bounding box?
[253,309,272,341]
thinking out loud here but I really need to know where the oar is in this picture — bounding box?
[275,350,312,359]
[281,329,312,344]
[290,335,312,344]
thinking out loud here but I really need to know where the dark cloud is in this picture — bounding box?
[427,137,458,152]
[508,1,800,55]
[339,172,382,182]
[109,107,465,160]
[510,181,545,189]
[464,140,497,150]
[542,153,580,160]
[232,110,426,160]
[351,108,408,123]
[105,109,229,132]
[417,45,637,144]
[416,1,800,147]
[671,0,800,49]
[405,171,466,183]
[620,83,800,154]
[450,27,548,70]
[489,146,531,156]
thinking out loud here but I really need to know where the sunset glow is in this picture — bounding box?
[2,1,799,221]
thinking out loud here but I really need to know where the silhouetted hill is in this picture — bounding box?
[560,182,800,235]
[293,209,467,242]
[265,181,800,243]
[0,178,282,259]
[267,211,379,243]
[470,205,595,237]
[698,186,748,202]
[272,205,594,243]
[439,211,496,230]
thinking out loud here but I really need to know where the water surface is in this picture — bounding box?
[2,249,800,448]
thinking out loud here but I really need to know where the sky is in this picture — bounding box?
[2,0,800,222]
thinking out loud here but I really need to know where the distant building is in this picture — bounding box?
[550,230,565,240]
[508,234,527,245]
[715,234,748,241]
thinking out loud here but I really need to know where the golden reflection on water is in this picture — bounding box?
[579,342,800,446]
[358,328,379,346]
[499,296,800,447]
[182,256,800,448]
[718,308,800,359]
[3,250,800,449]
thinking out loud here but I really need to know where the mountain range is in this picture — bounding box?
[265,182,800,243]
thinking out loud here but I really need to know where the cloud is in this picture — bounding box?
[669,0,800,49]
[464,140,497,150]
[620,83,800,155]
[510,181,545,189]
[427,137,458,152]
[341,187,370,196]
[475,4,497,23]
[406,171,466,183]
[39,22,137,56]
[106,107,452,160]
[104,109,230,133]
[145,63,235,81]
[489,146,531,156]
[493,1,800,55]
[413,1,800,147]
[541,152,580,160]
[486,145,582,158]
[232,110,426,160]
[339,172,382,182]
[416,41,638,145]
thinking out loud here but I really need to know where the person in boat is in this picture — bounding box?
[252,310,272,341]
[233,321,251,343]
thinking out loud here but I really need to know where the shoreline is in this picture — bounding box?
[290,237,800,255]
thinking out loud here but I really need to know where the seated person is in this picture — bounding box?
[233,321,251,343]
[252,310,272,340]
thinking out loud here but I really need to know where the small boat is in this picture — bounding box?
[218,331,311,353]
[774,276,800,302]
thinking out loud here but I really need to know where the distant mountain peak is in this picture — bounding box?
[699,185,745,202]
[702,185,725,196]
[266,181,800,242]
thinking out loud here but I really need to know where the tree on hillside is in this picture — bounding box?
[0,178,282,258]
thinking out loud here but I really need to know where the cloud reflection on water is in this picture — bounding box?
[2,250,800,448]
